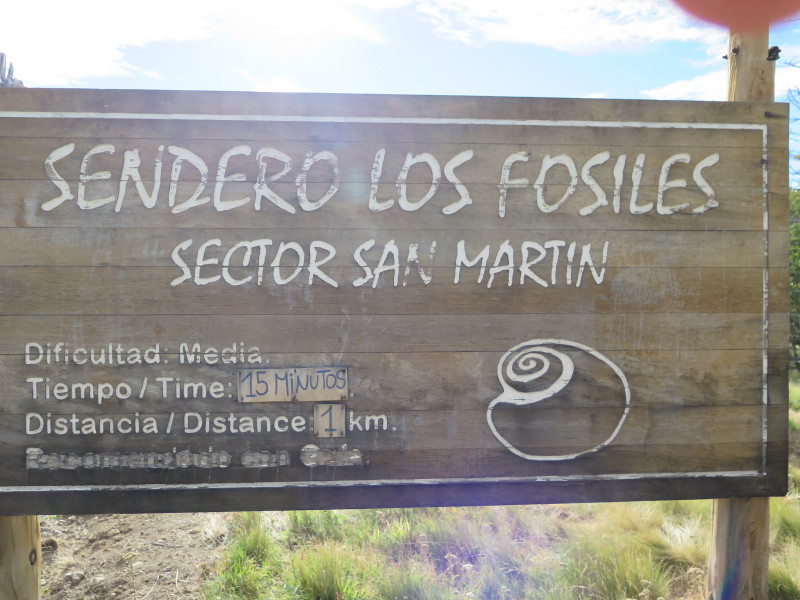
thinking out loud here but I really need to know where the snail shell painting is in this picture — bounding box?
[487,339,631,461]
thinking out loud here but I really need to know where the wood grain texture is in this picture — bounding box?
[708,497,770,600]
[707,29,777,600]
[0,89,788,514]
[0,516,40,600]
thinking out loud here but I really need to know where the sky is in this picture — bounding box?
[2,0,800,174]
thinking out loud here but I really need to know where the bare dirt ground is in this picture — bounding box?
[40,512,228,600]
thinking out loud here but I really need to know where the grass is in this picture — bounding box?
[205,513,281,599]
[790,380,800,432]
[205,500,800,600]
[204,388,800,600]
[205,492,800,600]
[290,543,380,600]
[204,503,720,599]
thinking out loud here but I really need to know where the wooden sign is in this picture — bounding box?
[0,89,788,515]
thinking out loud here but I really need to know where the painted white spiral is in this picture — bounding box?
[497,344,575,405]
[487,338,631,461]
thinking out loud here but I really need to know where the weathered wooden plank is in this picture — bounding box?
[0,137,770,187]
[0,435,772,482]
[0,313,771,353]
[1,434,783,493]
[0,119,774,146]
[0,89,787,513]
[0,228,778,268]
[0,403,768,452]
[0,181,774,231]
[0,467,785,516]
[0,88,786,121]
[0,105,784,142]
[0,266,772,315]
[0,347,777,400]
[1,444,765,488]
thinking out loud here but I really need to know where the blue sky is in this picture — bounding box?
[3,0,800,175]
[4,1,798,97]
[4,1,799,98]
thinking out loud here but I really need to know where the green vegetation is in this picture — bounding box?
[791,189,800,370]
[203,490,800,600]
[201,188,800,599]
[791,189,800,433]
[205,369,800,599]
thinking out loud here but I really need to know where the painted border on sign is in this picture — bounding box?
[0,107,773,493]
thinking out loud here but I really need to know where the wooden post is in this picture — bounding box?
[726,30,775,102]
[1,52,38,600]
[707,27,775,600]
[708,498,770,600]
[0,516,41,600]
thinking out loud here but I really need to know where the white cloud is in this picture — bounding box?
[237,71,311,93]
[776,45,800,98]
[641,68,726,101]
[3,0,397,86]
[4,1,218,86]
[2,0,776,91]
[413,0,720,54]
[640,62,800,102]
[223,0,389,56]
[777,63,800,99]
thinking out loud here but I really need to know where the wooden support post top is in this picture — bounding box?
[726,29,775,103]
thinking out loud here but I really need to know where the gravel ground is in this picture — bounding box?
[40,512,228,600]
